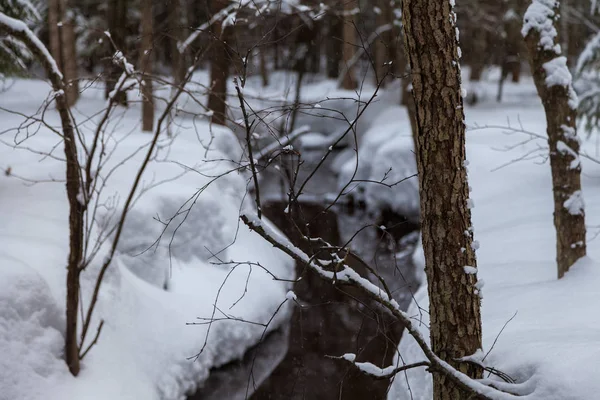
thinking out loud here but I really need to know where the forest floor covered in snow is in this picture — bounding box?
[2,65,600,400]
[0,78,295,400]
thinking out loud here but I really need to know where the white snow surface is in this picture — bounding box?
[388,76,600,400]
[332,104,419,221]
[0,79,294,400]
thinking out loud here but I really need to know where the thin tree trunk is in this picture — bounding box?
[397,35,418,147]
[48,0,79,106]
[374,0,392,86]
[168,0,187,86]
[326,12,342,79]
[523,0,586,278]
[259,47,269,87]
[48,2,83,371]
[19,11,84,375]
[469,27,487,82]
[340,0,357,90]
[401,2,483,399]
[207,0,229,125]
[140,0,154,132]
[105,0,128,105]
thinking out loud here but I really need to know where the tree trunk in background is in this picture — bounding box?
[340,0,357,90]
[326,12,342,79]
[207,0,229,126]
[469,27,487,81]
[523,0,586,278]
[397,35,418,147]
[504,9,522,83]
[259,48,269,87]
[374,0,392,86]
[401,2,483,399]
[48,0,79,106]
[105,0,128,105]
[139,0,154,132]
[168,0,187,86]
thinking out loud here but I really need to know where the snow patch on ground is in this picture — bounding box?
[0,79,294,400]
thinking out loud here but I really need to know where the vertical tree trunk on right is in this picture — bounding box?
[401,1,483,399]
[207,0,229,126]
[523,0,586,278]
[139,0,154,132]
[339,0,357,90]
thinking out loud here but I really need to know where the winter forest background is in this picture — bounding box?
[2,0,600,399]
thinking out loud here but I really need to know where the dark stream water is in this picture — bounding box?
[190,142,421,399]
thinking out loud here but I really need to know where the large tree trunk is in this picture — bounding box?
[339,0,357,90]
[105,0,128,105]
[48,0,79,106]
[401,2,483,399]
[207,0,229,126]
[523,0,586,278]
[139,0,154,132]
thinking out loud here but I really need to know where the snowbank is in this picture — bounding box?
[389,77,600,400]
[0,79,294,400]
[332,104,419,221]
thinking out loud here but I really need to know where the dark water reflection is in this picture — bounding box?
[191,199,420,400]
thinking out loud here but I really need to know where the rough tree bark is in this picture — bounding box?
[522,0,586,278]
[139,0,154,132]
[401,1,483,399]
[207,0,230,126]
[105,0,128,105]
[340,0,357,90]
[48,0,79,106]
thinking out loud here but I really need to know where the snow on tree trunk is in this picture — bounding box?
[105,0,128,105]
[401,1,483,399]
[139,0,153,132]
[522,0,587,278]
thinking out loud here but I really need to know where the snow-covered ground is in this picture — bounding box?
[3,63,600,400]
[389,73,600,400]
[0,79,294,400]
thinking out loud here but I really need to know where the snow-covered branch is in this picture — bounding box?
[240,213,520,400]
[335,353,430,380]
